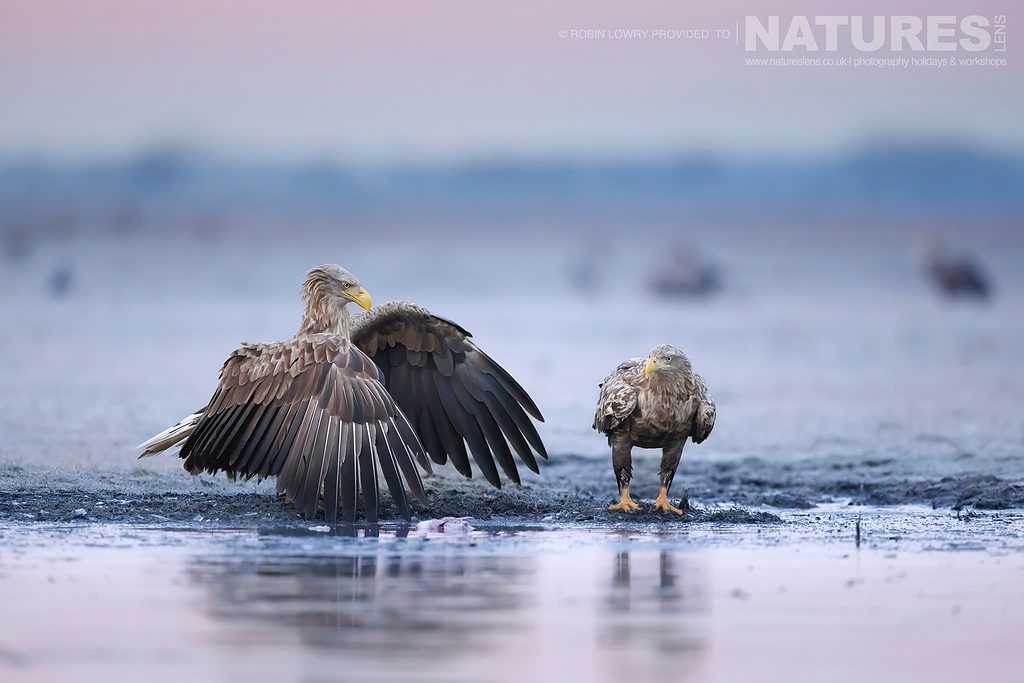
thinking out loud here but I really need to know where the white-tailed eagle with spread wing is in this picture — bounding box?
[139,264,546,523]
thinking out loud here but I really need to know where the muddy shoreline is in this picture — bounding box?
[3,451,1021,526]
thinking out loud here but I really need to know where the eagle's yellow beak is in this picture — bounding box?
[644,358,658,378]
[349,287,373,311]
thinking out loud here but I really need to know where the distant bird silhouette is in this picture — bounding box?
[918,238,991,299]
[648,243,720,298]
[47,264,74,297]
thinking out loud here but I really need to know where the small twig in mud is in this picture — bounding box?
[955,506,980,522]
[855,515,861,548]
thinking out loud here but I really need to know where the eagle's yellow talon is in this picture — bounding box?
[608,486,641,513]
[654,486,683,515]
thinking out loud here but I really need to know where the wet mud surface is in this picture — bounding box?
[3,450,1022,528]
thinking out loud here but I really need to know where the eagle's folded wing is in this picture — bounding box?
[352,302,546,488]
[593,359,642,433]
[180,334,428,523]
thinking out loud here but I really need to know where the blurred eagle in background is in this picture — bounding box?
[918,236,992,299]
[139,264,547,523]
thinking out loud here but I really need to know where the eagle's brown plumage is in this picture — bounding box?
[140,264,546,523]
[594,344,715,514]
[179,333,427,524]
[352,302,546,488]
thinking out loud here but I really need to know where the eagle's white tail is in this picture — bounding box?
[137,411,203,457]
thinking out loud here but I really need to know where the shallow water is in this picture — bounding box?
[2,515,1023,683]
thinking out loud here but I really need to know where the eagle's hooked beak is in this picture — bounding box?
[644,357,659,378]
[348,287,373,311]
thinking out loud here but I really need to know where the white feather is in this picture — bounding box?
[136,411,203,457]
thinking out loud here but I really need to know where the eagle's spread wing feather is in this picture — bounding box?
[179,334,428,523]
[351,302,546,488]
[593,358,643,433]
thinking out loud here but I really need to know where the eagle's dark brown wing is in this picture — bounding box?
[351,302,546,488]
[179,333,428,523]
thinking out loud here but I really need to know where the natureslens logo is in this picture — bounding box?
[745,15,1007,52]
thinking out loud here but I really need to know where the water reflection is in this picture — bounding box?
[187,537,534,661]
[601,550,708,658]
[186,535,709,680]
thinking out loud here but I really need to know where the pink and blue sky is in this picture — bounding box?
[0,1,1018,163]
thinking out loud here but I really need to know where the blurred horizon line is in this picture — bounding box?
[2,133,1022,170]
[2,137,1022,215]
